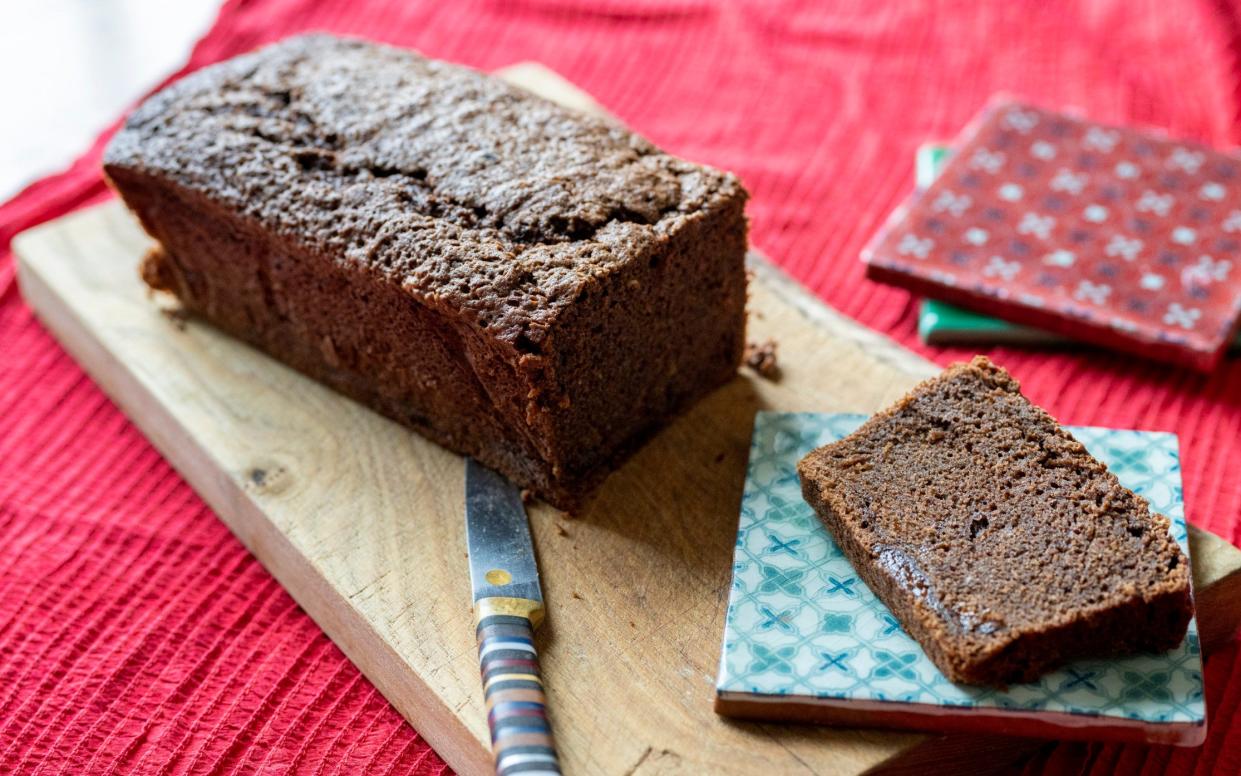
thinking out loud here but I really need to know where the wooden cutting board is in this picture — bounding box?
[14,64,1241,775]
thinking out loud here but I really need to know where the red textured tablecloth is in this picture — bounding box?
[2,1,1240,773]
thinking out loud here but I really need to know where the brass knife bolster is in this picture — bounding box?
[476,596,545,628]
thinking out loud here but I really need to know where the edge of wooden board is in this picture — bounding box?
[13,216,496,776]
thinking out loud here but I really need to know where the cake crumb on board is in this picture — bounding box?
[744,339,780,380]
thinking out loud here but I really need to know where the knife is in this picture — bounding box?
[465,458,562,776]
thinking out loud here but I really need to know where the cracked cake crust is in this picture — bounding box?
[105,34,749,508]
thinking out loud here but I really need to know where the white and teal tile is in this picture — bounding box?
[716,412,1205,738]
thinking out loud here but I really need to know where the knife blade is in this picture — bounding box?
[465,458,561,776]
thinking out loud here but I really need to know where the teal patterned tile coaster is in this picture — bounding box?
[716,412,1205,744]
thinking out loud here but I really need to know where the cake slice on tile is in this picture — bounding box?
[797,356,1192,686]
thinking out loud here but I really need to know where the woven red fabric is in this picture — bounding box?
[2,1,1240,773]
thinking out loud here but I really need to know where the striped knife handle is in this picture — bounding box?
[477,610,561,775]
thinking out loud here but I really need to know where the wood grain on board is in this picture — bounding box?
[14,64,1241,775]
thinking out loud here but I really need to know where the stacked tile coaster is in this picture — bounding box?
[864,101,1241,370]
[715,412,1206,745]
[914,145,1241,350]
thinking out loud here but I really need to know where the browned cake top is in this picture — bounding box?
[103,34,745,345]
[799,356,1188,653]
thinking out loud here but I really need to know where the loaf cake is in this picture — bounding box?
[103,34,749,509]
[797,357,1192,686]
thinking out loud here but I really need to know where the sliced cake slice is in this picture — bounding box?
[796,356,1192,686]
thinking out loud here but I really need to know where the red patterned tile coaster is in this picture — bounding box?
[864,101,1241,371]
